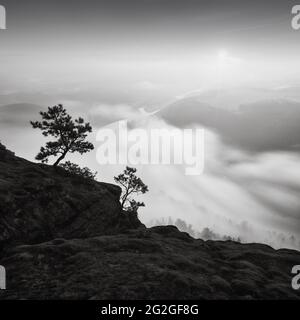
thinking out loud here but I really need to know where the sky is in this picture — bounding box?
[1,0,300,95]
[1,0,300,249]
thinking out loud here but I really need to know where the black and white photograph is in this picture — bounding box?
[0,0,300,308]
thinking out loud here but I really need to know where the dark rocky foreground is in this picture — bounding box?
[0,143,300,300]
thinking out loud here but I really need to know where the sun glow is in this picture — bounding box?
[218,49,229,60]
[216,49,244,87]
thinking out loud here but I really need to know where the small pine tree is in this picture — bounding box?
[30,104,94,166]
[114,166,148,213]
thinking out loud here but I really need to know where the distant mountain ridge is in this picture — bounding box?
[161,96,300,152]
[0,103,43,126]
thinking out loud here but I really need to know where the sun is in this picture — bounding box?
[218,49,228,60]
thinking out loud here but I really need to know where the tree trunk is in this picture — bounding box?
[53,151,68,167]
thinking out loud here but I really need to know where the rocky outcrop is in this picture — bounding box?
[1,226,300,299]
[0,143,299,300]
[0,143,144,248]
